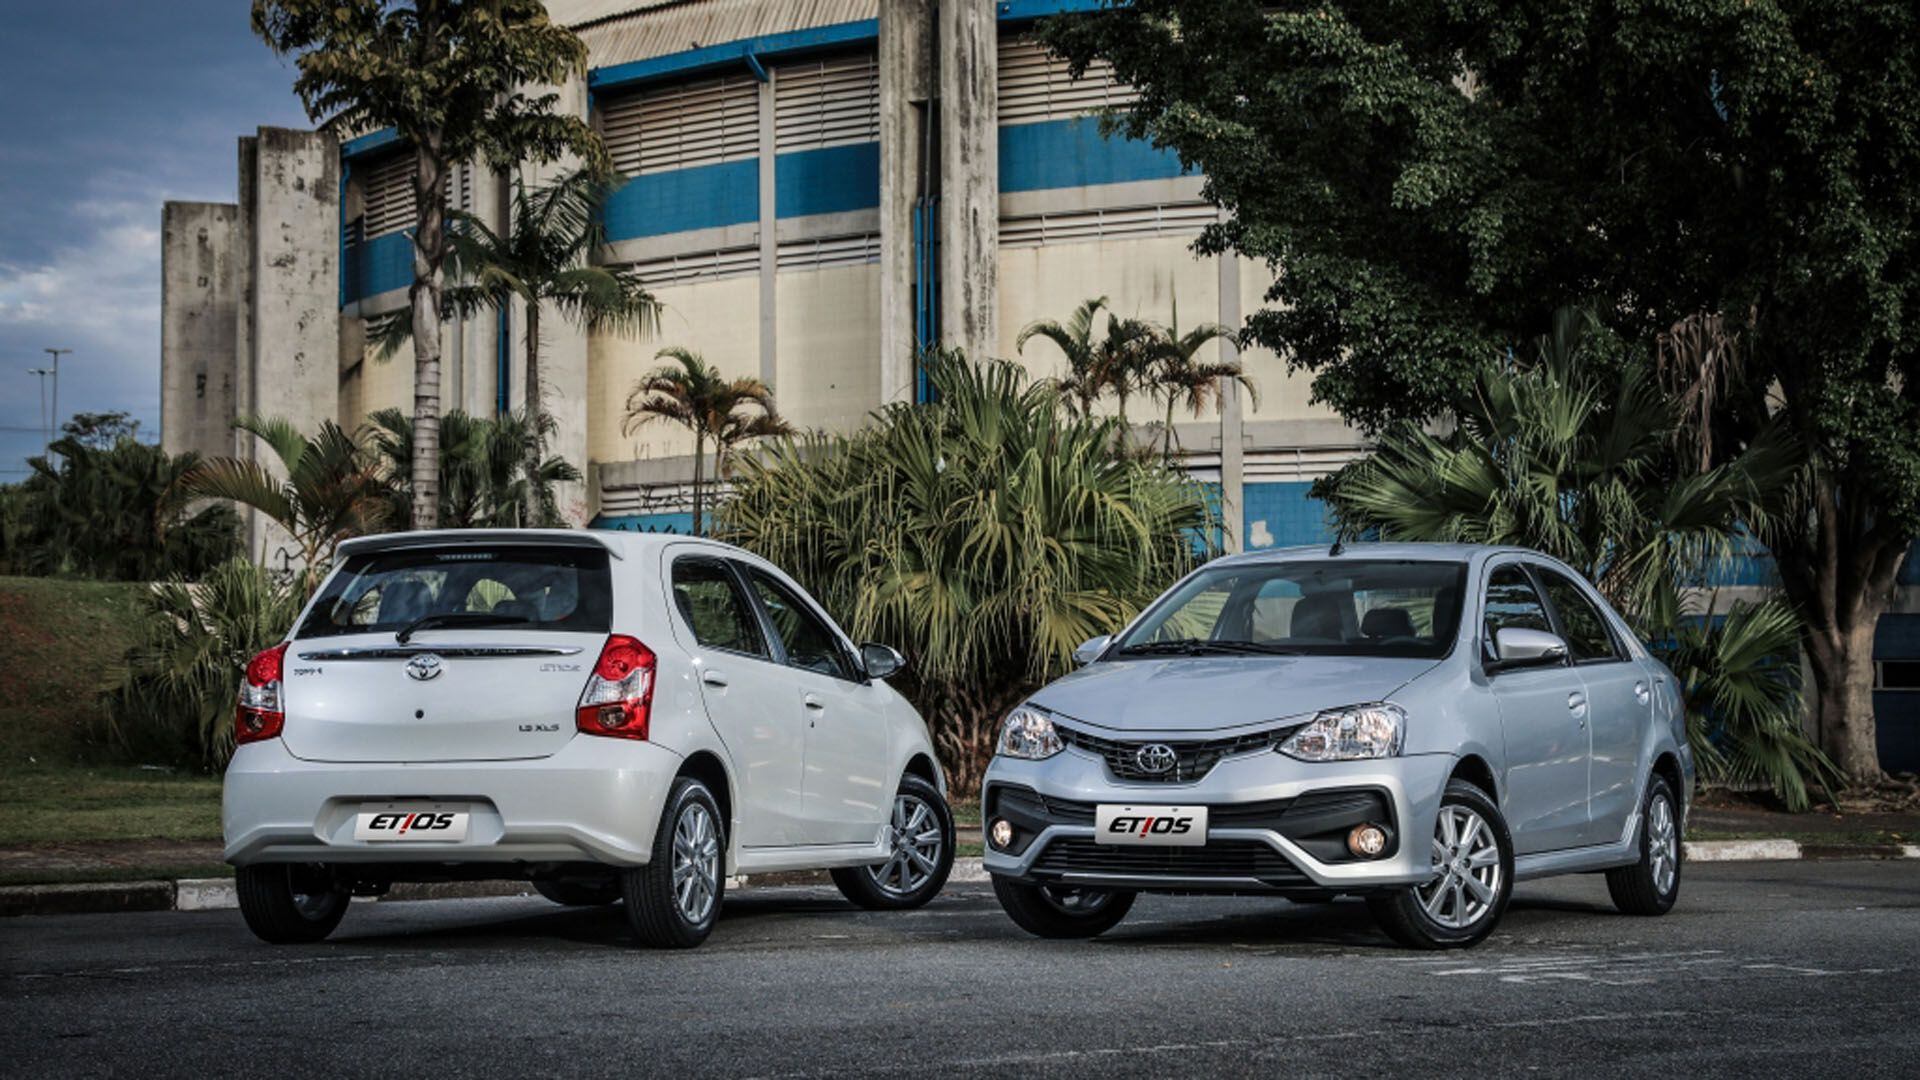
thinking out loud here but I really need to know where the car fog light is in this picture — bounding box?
[1348,823,1388,859]
[990,818,1014,850]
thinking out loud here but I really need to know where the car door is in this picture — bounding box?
[737,563,892,846]
[1481,561,1593,854]
[1535,566,1648,846]
[665,551,807,848]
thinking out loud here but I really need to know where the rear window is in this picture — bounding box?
[296,544,612,640]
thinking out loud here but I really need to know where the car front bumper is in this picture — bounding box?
[223,735,684,869]
[980,747,1456,893]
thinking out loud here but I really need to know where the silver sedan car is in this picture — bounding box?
[981,543,1694,948]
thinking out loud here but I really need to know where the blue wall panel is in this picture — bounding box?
[602,159,759,242]
[593,513,696,535]
[1240,482,1335,551]
[775,142,881,219]
[999,117,1188,193]
[342,230,413,306]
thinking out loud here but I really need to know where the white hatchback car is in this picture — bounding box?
[224,529,954,948]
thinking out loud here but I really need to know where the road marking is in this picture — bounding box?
[12,953,380,981]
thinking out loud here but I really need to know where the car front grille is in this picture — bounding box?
[1030,838,1310,887]
[1054,722,1300,783]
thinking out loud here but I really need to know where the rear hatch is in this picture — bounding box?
[281,539,614,763]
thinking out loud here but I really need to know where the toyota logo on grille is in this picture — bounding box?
[405,653,444,681]
[1134,743,1178,775]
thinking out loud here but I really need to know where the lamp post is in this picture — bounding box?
[27,368,53,447]
[43,347,70,434]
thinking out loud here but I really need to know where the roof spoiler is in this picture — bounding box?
[334,530,624,560]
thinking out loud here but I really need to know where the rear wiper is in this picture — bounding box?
[1114,638,1305,657]
[394,612,530,644]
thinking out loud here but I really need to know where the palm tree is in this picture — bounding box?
[1017,296,1110,416]
[1144,295,1252,458]
[363,407,583,529]
[622,348,792,534]
[177,415,391,594]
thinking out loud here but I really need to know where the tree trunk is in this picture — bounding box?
[522,299,543,525]
[1804,621,1883,781]
[690,432,705,535]
[409,140,448,531]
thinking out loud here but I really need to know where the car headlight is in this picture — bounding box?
[1277,702,1406,762]
[997,705,1063,760]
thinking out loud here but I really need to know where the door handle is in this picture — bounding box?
[1567,692,1588,724]
[803,693,825,711]
[702,669,729,688]
[1633,681,1651,707]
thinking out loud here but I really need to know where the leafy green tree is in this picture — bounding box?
[622,348,791,534]
[254,0,603,530]
[363,406,581,528]
[1145,296,1248,457]
[1046,1,1920,777]
[178,416,391,594]
[1018,296,1166,436]
[0,433,238,581]
[716,351,1212,787]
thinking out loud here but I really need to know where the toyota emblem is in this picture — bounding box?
[405,653,444,681]
[1135,743,1178,775]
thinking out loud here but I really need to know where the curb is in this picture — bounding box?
[2,846,1908,919]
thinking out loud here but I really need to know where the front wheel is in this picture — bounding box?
[831,774,955,910]
[1367,779,1514,949]
[1606,774,1683,915]
[623,778,725,948]
[991,877,1136,939]
[235,863,350,944]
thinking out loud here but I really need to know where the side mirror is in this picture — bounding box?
[1490,627,1569,672]
[860,642,907,681]
[1072,635,1112,665]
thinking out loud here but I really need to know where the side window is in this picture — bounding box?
[744,569,857,681]
[1482,564,1553,660]
[671,558,768,657]
[1537,568,1621,662]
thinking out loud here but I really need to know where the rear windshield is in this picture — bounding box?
[1114,559,1469,660]
[296,544,612,640]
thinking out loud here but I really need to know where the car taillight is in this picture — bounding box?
[236,642,289,745]
[576,634,656,740]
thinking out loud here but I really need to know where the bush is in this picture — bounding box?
[106,559,301,769]
[717,352,1212,788]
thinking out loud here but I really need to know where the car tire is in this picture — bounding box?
[235,863,350,945]
[623,777,726,948]
[1367,778,1514,950]
[991,877,1137,939]
[1606,773,1683,916]
[533,878,621,907]
[831,774,956,911]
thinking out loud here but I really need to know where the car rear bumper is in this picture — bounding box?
[980,749,1456,893]
[222,735,683,868]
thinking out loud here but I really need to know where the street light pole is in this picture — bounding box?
[43,348,71,436]
[27,369,53,447]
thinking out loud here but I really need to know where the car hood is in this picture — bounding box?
[1028,655,1439,734]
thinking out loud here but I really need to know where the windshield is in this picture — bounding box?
[296,544,612,640]
[1113,559,1468,660]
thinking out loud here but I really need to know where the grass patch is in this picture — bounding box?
[951,797,979,827]
[0,863,232,888]
[0,764,223,845]
[0,575,146,766]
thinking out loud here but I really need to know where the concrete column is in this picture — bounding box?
[1217,234,1245,554]
[758,71,779,392]
[159,202,240,460]
[938,0,999,362]
[465,163,509,417]
[233,136,257,461]
[880,0,934,403]
[244,127,341,564]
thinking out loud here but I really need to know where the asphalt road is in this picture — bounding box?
[3,861,1917,1078]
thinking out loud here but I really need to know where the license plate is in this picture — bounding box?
[1094,804,1208,846]
[353,802,470,842]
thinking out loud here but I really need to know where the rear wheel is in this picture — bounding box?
[1367,779,1513,950]
[533,878,621,907]
[1606,774,1683,915]
[236,863,349,944]
[991,877,1136,939]
[623,778,725,948]
[831,774,955,910]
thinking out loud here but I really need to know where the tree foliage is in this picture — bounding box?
[362,406,581,529]
[623,348,791,534]
[1046,1,1920,777]
[716,352,1213,787]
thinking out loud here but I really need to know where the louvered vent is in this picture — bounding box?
[623,247,760,288]
[1000,203,1216,248]
[998,35,1138,125]
[776,233,880,271]
[775,52,880,152]
[601,76,761,176]
[359,153,469,237]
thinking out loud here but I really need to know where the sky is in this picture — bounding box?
[0,0,311,479]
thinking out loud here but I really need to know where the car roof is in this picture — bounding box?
[1209,541,1534,567]
[335,528,744,562]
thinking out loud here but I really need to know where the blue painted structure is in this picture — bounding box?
[342,230,414,306]
[775,143,882,219]
[600,159,760,241]
[999,116,1187,192]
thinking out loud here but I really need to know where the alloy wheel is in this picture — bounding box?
[672,801,721,924]
[1648,793,1678,896]
[865,792,944,898]
[1417,803,1504,930]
